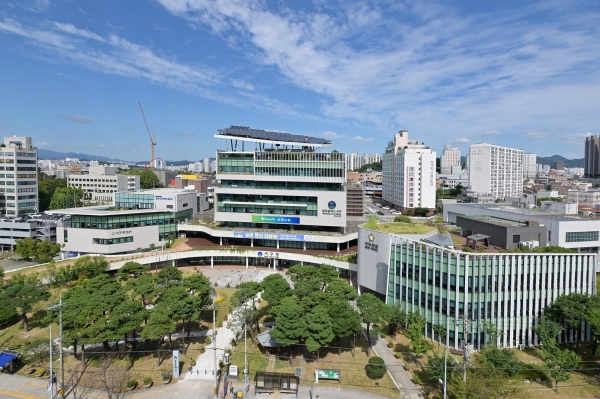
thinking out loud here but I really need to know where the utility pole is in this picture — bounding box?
[213,305,217,398]
[456,314,473,382]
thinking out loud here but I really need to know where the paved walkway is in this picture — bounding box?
[370,332,422,399]
[184,270,272,382]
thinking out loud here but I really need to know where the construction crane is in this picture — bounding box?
[138,101,157,170]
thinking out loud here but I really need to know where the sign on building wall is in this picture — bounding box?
[234,232,314,242]
[321,200,343,217]
[251,215,300,224]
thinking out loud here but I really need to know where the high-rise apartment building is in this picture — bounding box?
[0,136,38,216]
[382,130,436,210]
[585,135,600,177]
[345,151,360,171]
[440,145,461,174]
[469,143,523,199]
[523,153,537,179]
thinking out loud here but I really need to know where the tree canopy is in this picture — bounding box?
[127,169,163,189]
[49,187,84,209]
[0,283,49,332]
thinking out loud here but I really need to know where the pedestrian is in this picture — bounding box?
[205,368,207,375]
[230,382,234,396]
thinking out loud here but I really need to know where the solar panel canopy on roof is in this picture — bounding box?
[217,126,332,145]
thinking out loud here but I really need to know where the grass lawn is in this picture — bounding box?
[362,220,436,235]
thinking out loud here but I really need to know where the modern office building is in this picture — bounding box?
[0,136,38,216]
[68,166,139,202]
[523,153,537,179]
[455,215,547,249]
[585,135,600,177]
[440,145,461,174]
[468,143,523,199]
[55,189,196,255]
[357,223,596,349]
[382,130,436,211]
[155,170,177,187]
[552,161,565,171]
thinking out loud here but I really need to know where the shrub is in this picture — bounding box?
[205,337,212,345]
[394,215,412,224]
[226,282,231,288]
[161,370,171,381]
[365,356,387,379]
[127,380,137,388]
[413,374,421,384]
[462,246,473,253]
[143,377,152,385]
[214,281,218,287]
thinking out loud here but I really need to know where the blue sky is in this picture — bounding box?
[0,0,598,162]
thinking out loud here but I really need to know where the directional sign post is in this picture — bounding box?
[172,350,179,379]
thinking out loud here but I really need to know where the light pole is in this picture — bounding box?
[244,322,247,375]
[24,326,53,399]
[47,292,65,399]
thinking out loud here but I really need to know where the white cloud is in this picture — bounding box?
[320,131,346,139]
[231,79,254,90]
[352,135,373,142]
[450,138,470,143]
[99,144,105,147]
[58,114,94,123]
[523,131,549,139]
[483,131,500,136]
[37,142,52,146]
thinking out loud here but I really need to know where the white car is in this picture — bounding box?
[383,206,390,210]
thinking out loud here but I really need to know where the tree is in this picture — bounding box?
[545,293,590,350]
[106,299,146,358]
[286,265,321,300]
[324,278,356,301]
[480,346,522,377]
[270,296,307,363]
[357,293,389,356]
[34,239,62,263]
[14,238,61,263]
[126,273,157,316]
[156,265,183,287]
[432,324,447,353]
[49,187,84,209]
[545,348,581,393]
[585,294,600,355]
[183,272,211,304]
[261,273,292,308]
[388,303,407,336]
[365,356,387,379]
[327,300,361,347]
[304,305,334,360]
[38,175,67,212]
[117,262,150,281]
[128,169,163,189]
[14,238,38,261]
[426,353,450,383]
[0,283,49,332]
[449,363,518,399]
[142,305,176,366]
[71,256,108,280]
[533,315,563,350]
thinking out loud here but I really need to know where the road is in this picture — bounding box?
[0,372,394,399]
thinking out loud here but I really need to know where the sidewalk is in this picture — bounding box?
[370,332,422,399]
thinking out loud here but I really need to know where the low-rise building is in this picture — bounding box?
[68,166,139,202]
[455,215,547,249]
[346,184,364,218]
[55,189,196,255]
[0,214,59,250]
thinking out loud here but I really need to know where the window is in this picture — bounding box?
[566,231,599,243]
[513,234,521,244]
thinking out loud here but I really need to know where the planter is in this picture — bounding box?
[34,370,45,378]
[144,382,153,389]
[26,368,36,375]
[127,386,136,391]
[162,378,171,385]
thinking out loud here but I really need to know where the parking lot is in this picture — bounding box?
[364,197,401,218]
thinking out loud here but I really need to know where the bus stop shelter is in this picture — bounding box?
[254,372,299,395]
[0,350,21,373]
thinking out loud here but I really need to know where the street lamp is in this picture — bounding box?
[46,292,65,399]
[25,326,54,399]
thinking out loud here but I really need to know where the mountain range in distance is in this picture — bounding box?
[38,149,194,166]
[38,148,584,169]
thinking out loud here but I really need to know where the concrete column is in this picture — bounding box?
[347,241,350,249]
[172,259,175,267]
[219,237,223,246]
[277,240,279,249]
[303,242,306,251]
[211,256,214,268]
[251,238,254,247]
[337,243,340,253]
[246,257,249,269]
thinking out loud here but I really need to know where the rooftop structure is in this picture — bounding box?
[216,126,332,148]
